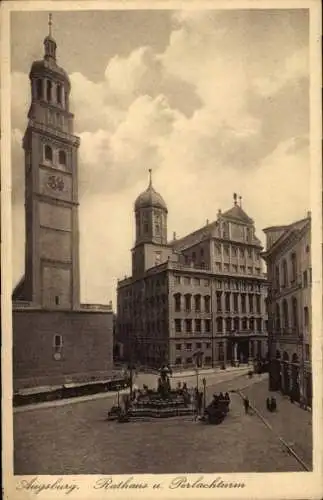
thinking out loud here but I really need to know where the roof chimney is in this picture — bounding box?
[233,193,238,206]
[239,195,242,207]
[173,231,177,240]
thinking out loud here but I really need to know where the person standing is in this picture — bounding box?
[243,396,250,414]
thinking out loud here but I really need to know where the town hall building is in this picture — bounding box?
[117,172,268,369]
[12,19,113,390]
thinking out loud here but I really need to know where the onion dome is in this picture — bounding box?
[134,170,168,212]
[29,14,70,89]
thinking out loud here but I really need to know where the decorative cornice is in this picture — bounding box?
[25,120,80,147]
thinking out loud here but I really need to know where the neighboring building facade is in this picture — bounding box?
[12,22,113,390]
[117,178,268,369]
[262,215,312,407]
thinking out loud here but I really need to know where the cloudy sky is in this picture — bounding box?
[10,8,310,307]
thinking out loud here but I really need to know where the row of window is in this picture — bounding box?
[215,262,262,275]
[214,244,260,260]
[216,292,262,314]
[176,342,211,351]
[174,293,211,313]
[44,144,67,166]
[274,254,311,290]
[274,299,310,332]
[175,275,210,286]
[35,78,67,107]
[174,317,265,333]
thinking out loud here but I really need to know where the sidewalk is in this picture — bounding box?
[170,365,250,378]
[241,379,312,469]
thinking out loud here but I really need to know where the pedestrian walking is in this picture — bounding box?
[271,397,277,412]
[266,397,271,412]
[243,396,250,414]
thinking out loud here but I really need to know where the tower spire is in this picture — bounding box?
[48,13,53,37]
[233,192,238,206]
[148,169,152,188]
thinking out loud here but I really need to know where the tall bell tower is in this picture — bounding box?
[22,15,81,309]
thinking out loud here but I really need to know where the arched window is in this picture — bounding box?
[276,303,281,330]
[194,294,201,312]
[291,252,297,283]
[58,150,66,165]
[36,79,43,99]
[184,294,191,312]
[282,260,288,287]
[204,295,211,313]
[304,306,309,329]
[53,334,63,348]
[275,265,280,289]
[44,145,53,162]
[249,317,255,331]
[174,293,181,312]
[46,80,52,101]
[56,83,62,104]
[282,299,289,330]
[216,317,223,332]
[292,296,298,329]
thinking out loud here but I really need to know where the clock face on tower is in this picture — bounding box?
[47,175,65,192]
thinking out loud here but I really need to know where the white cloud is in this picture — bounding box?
[11,11,310,307]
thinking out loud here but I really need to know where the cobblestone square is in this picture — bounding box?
[14,374,312,474]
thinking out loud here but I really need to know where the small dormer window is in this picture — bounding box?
[44,145,53,162]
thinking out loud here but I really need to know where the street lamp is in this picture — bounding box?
[193,350,204,391]
[202,377,206,411]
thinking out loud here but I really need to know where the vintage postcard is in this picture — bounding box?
[1,0,322,499]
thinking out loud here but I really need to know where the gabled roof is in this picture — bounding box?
[263,216,310,256]
[221,204,253,224]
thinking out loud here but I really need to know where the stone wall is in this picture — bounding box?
[13,309,113,390]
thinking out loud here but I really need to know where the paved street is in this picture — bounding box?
[14,372,312,474]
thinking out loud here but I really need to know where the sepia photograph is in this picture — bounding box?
[1,1,322,498]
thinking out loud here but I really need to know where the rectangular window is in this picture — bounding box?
[216,262,222,272]
[204,296,211,313]
[204,279,210,286]
[185,319,192,332]
[53,334,63,348]
[195,319,202,332]
[247,248,252,258]
[256,318,262,331]
[185,343,192,350]
[204,356,212,365]
[303,270,308,288]
[256,295,261,313]
[205,342,211,349]
[249,294,254,313]
[175,319,182,332]
[216,292,222,311]
[232,265,238,273]
[247,266,252,274]
[225,292,231,312]
[233,294,238,312]
[232,246,237,257]
[184,276,191,285]
[224,245,229,256]
[196,342,202,349]
[175,357,181,365]
[224,263,230,272]
[195,295,201,311]
[185,295,191,311]
[194,278,200,286]
[205,319,211,332]
[216,317,223,332]
[240,266,246,273]
[175,275,181,285]
[176,343,181,350]
[255,267,261,275]
[186,357,193,364]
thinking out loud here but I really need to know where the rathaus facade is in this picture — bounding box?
[117,173,268,369]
